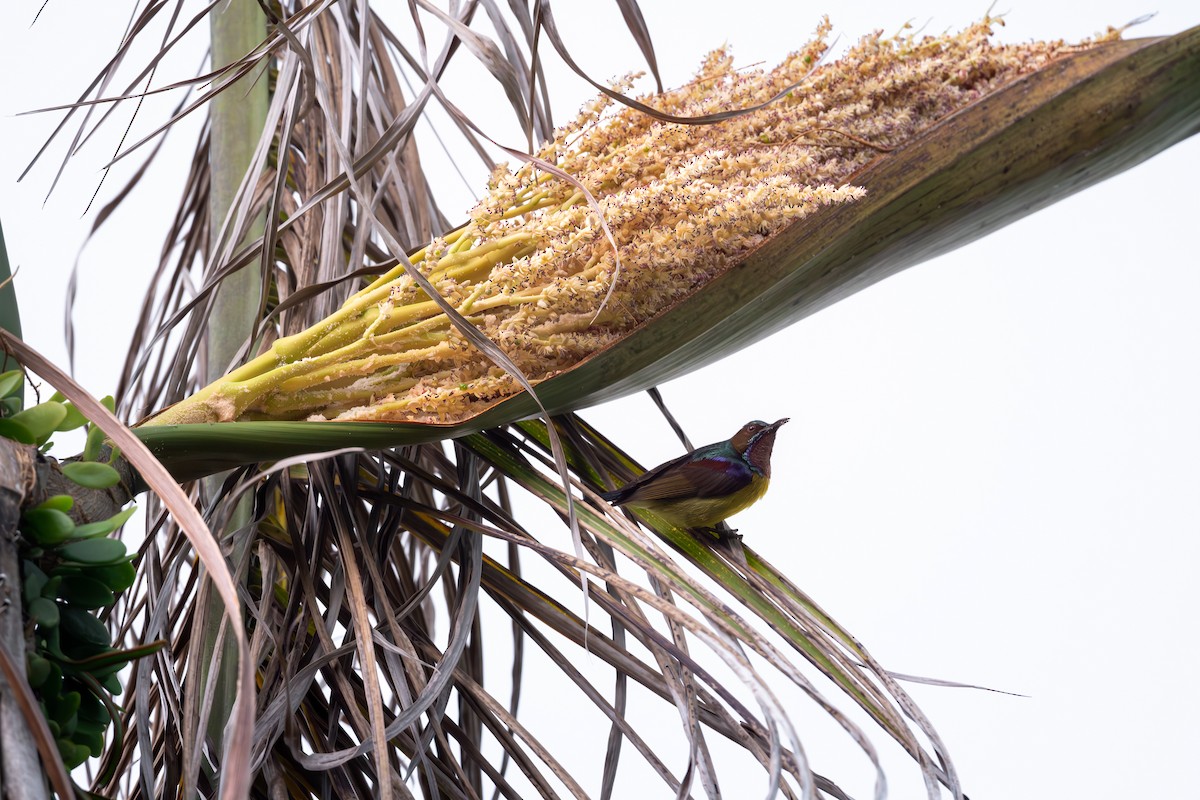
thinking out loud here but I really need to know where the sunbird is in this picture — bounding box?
[600,419,789,531]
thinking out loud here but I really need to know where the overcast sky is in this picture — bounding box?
[1,2,1197,798]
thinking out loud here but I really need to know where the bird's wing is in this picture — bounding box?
[601,451,693,503]
[604,452,752,505]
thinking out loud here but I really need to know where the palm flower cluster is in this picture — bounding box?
[151,18,1087,426]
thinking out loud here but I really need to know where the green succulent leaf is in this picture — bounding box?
[23,507,77,545]
[101,672,122,696]
[42,661,63,697]
[46,690,81,725]
[57,606,112,656]
[58,538,127,565]
[26,654,52,688]
[22,560,48,603]
[56,738,88,769]
[10,401,68,444]
[77,690,108,724]
[89,560,137,593]
[61,461,122,489]
[42,575,62,599]
[73,728,104,758]
[0,369,23,399]
[33,494,74,513]
[58,576,116,609]
[55,402,89,432]
[69,506,137,540]
[28,596,60,628]
[0,417,35,444]
[82,424,106,462]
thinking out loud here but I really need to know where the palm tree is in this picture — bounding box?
[0,3,1196,799]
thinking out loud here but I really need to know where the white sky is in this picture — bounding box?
[1,2,1197,798]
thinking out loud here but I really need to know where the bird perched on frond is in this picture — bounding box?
[600,419,788,532]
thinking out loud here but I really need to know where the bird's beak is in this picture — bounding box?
[770,418,789,430]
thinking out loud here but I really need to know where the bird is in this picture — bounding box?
[600,418,788,532]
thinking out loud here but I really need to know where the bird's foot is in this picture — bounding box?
[697,525,741,542]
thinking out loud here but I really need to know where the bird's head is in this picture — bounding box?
[730,418,789,476]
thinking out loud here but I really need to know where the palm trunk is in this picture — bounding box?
[200,0,268,769]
